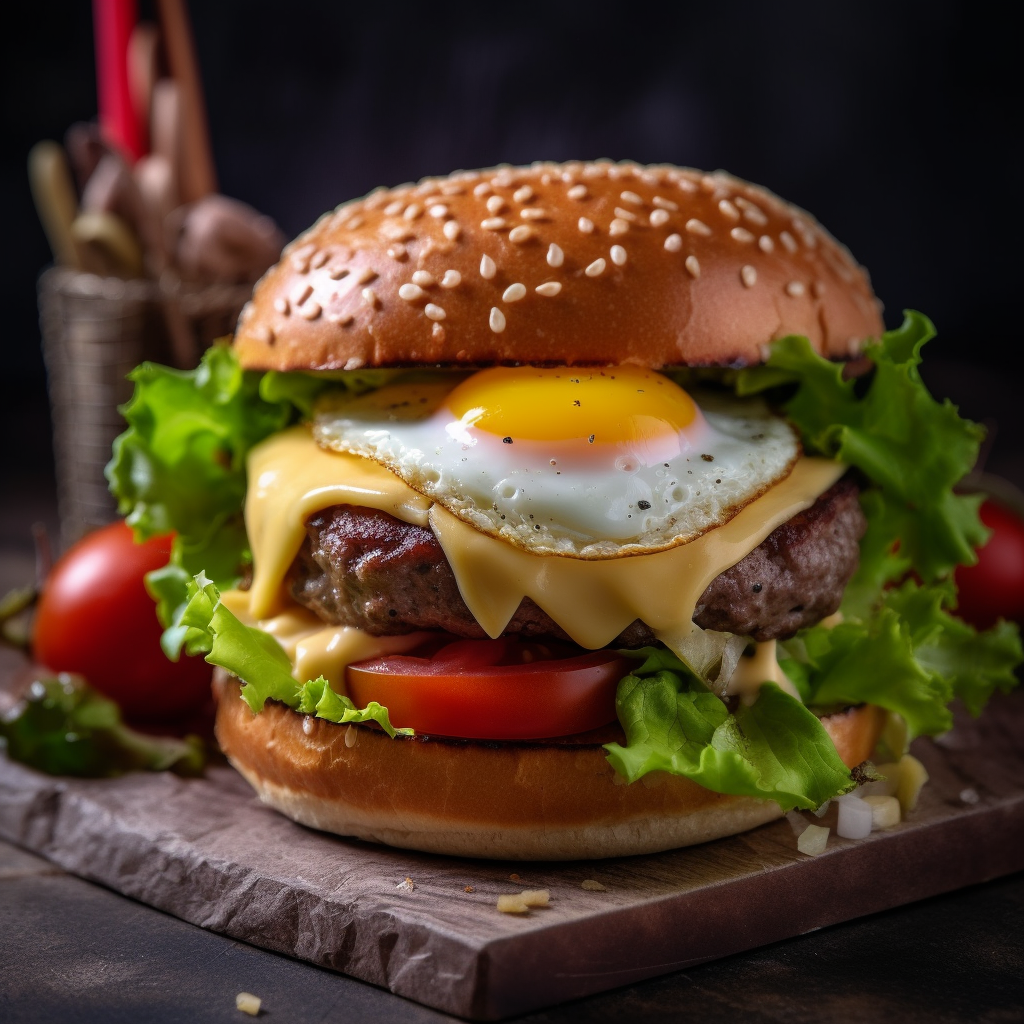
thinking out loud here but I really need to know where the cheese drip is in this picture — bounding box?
[219,588,428,692]
[725,640,799,704]
[245,426,846,658]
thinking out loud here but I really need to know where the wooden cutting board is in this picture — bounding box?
[1,648,1021,1020]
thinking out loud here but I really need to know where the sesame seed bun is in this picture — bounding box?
[233,161,882,372]
[213,671,885,860]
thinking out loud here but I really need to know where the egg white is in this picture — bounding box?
[313,380,799,558]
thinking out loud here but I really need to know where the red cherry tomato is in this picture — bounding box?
[346,637,629,739]
[32,521,212,722]
[954,500,1024,630]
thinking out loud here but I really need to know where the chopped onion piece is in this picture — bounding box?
[236,993,262,1016]
[896,754,929,814]
[813,798,831,818]
[797,823,830,855]
[521,889,550,908]
[836,794,873,839]
[497,895,529,914]
[863,794,901,829]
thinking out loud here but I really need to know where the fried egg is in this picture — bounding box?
[313,367,799,557]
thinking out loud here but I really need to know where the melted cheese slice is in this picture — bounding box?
[219,588,429,692]
[245,425,846,663]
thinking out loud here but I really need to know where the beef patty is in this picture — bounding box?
[287,476,865,645]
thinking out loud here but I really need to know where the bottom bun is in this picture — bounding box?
[213,670,885,860]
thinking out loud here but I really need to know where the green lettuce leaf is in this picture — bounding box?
[737,311,988,609]
[174,573,409,736]
[0,674,204,778]
[604,650,854,810]
[780,579,1022,737]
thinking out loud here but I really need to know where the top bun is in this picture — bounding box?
[233,162,883,371]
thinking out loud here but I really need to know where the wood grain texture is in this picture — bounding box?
[1,654,1021,1020]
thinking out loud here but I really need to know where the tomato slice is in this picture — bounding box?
[345,637,629,739]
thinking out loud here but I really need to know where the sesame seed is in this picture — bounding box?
[609,219,629,236]
[520,207,548,220]
[428,204,449,219]
[686,218,712,236]
[328,265,350,280]
[384,200,405,217]
[676,177,698,193]
[780,231,798,253]
[356,267,378,285]
[441,270,461,288]
[412,270,435,287]
[293,283,313,306]
[812,280,826,298]
[758,235,774,253]
[362,287,379,307]
[620,190,643,206]
[567,184,588,200]
[443,220,461,241]
[786,281,806,297]
[299,301,321,320]
[431,321,445,339]
[481,217,506,231]
[585,258,607,277]
[486,195,506,215]
[685,255,700,277]
[649,208,670,227]
[736,198,768,226]
[547,243,564,267]
[425,303,446,320]
[327,312,353,326]
[440,184,464,196]
[503,283,527,302]
[382,224,414,242]
[508,225,533,244]
[480,255,496,279]
[387,244,407,261]
[718,199,740,221]
[403,203,422,220]
[535,281,562,296]
[578,217,595,233]
[652,196,678,211]
[274,297,290,315]
[253,325,274,344]
[741,265,757,287]
[664,233,683,252]
[613,207,638,222]
[310,250,329,269]
[610,245,627,266]
[344,215,364,230]
[513,185,534,203]
[473,182,492,197]
[399,283,424,302]
[489,307,506,333]
[731,227,755,243]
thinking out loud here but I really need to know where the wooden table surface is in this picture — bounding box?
[2,475,1022,1023]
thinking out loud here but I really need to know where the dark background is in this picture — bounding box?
[3,0,1022,500]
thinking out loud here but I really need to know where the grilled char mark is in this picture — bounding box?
[287,477,865,645]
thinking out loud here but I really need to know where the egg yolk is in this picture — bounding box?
[445,367,700,448]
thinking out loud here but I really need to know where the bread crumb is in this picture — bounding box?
[396,877,414,892]
[581,879,607,892]
[497,894,530,914]
[464,886,475,893]
[497,889,550,914]
[509,873,521,881]
[235,992,261,1016]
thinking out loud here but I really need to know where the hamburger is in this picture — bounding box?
[108,161,1021,860]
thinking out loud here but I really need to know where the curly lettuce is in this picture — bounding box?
[176,573,409,735]
[604,649,855,810]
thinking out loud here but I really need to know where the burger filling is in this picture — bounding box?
[107,311,1022,813]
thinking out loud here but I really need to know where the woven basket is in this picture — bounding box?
[38,267,253,547]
